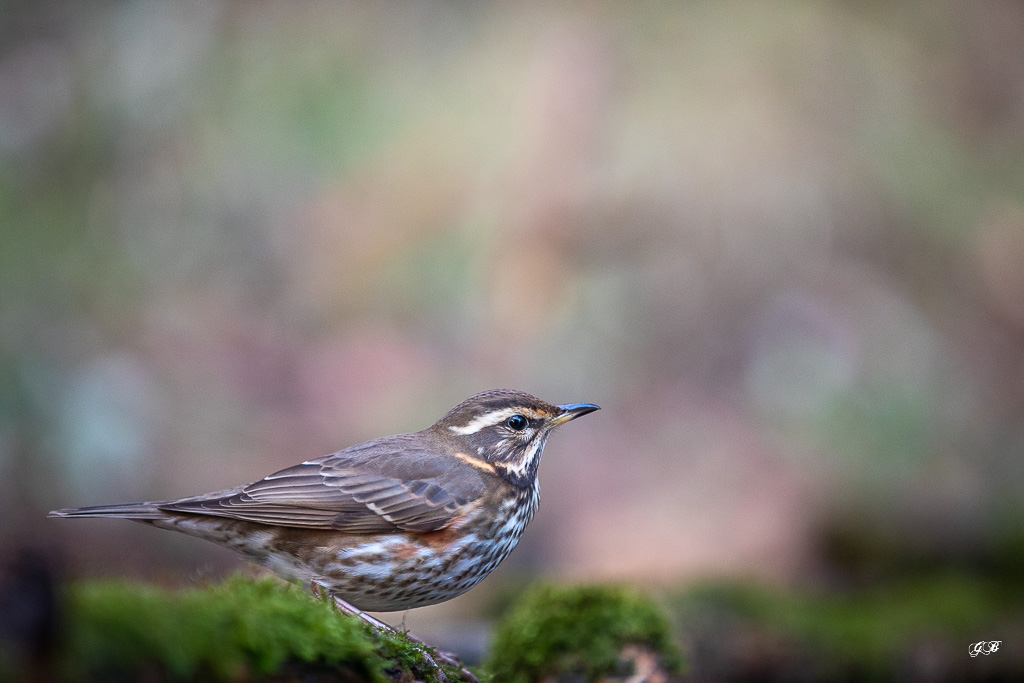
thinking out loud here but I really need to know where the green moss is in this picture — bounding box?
[61,574,386,681]
[55,575,486,682]
[373,627,467,683]
[485,584,684,682]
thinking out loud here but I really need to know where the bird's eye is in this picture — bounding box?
[505,414,529,431]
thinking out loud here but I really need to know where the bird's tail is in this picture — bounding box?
[48,502,167,520]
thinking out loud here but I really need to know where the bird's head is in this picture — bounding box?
[432,389,599,485]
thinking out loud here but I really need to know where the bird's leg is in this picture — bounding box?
[310,581,395,632]
[333,596,397,633]
[309,581,480,683]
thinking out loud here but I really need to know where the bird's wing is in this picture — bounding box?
[158,435,487,533]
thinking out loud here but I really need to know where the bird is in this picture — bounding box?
[50,389,599,616]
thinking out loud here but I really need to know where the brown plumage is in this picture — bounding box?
[50,389,598,611]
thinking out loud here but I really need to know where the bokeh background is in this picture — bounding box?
[2,0,1023,674]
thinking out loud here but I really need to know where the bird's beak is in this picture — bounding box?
[551,402,601,427]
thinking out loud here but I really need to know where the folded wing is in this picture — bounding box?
[160,437,486,533]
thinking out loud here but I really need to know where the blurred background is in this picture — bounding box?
[2,0,1023,676]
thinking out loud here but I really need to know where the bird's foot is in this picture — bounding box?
[309,582,479,683]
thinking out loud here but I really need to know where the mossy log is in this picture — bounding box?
[3,575,469,682]
[1,575,684,682]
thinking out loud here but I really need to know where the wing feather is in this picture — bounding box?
[158,435,487,533]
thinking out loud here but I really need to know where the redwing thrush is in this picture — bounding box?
[50,389,598,612]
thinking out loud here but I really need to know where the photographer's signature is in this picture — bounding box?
[969,641,1000,657]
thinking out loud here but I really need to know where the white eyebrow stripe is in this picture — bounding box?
[447,408,524,435]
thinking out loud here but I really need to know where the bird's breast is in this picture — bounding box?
[309,481,540,611]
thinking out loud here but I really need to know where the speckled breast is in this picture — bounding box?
[313,483,540,612]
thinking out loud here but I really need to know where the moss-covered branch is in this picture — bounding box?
[485,584,684,682]
[48,575,469,682]
[2,575,686,682]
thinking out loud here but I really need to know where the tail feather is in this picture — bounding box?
[48,502,168,520]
